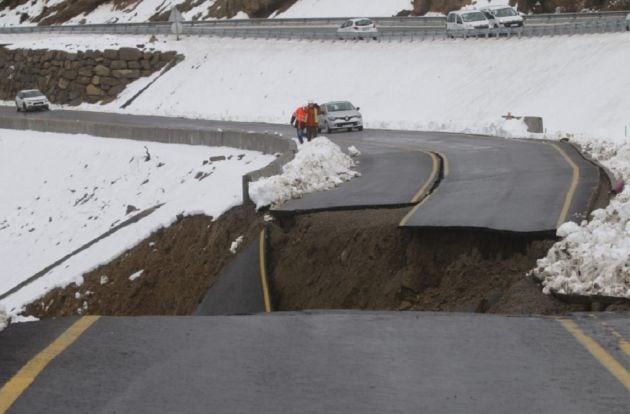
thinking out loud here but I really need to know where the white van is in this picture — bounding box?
[446,10,491,36]
[479,6,524,28]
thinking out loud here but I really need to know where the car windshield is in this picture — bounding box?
[328,102,355,112]
[356,19,373,26]
[462,12,486,22]
[23,90,44,98]
[493,8,517,17]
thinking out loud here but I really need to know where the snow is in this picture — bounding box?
[249,137,360,209]
[0,305,7,332]
[129,270,144,281]
[100,275,109,285]
[0,129,274,317]
[229,235,244,254]
[2,32,629,143]
[530,137,630,298]
[273,0,413,18]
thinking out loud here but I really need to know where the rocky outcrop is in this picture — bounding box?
[0,46,178,105]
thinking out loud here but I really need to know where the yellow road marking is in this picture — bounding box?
[411,151,439,203]
[259,229,272,313]
[0,316,100,413]
[399,151,442,227]
[435,151,449,177]
[558,319,630,392]
[592,316,630,358]
[550,143,579,228]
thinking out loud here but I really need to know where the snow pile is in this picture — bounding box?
[0,305,7,332]
[230,235,244,254]
[273,0,413,18]
[0,129,273,316]
[249,137,360,209]
[531,138,630,298]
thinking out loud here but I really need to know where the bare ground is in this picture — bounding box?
[23,204,630,319]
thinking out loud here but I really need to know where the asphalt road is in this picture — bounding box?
[0,107,605,233]
[194,231,270,316]
[0,312,628,413]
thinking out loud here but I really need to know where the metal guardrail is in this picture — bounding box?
[0,11,627,41]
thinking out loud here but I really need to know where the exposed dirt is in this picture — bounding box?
[267,208,600,314]
[25,206,265,318]
[24,203,630,319]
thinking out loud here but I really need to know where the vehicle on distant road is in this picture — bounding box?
[15,89,49,112]
[337,18,378,40]
[319,101,363,133]
[479,6,524,28]
[446,10,491,36]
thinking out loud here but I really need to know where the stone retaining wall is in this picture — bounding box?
[0,47,178,105]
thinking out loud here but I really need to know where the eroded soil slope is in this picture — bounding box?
[24,204,630,319]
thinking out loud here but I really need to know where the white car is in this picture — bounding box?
[319,101,363,133]
[337,18,378,40]
[446,10,491,36]
[479,6,524,28]
[16,89,50,112]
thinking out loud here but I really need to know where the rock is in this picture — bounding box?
[126,204,139,214]
[108,84,126,96]
[86,84,104,96]
[112,69,140,79]
[140,59,151,70]
[119,47,142,61]
[62,70,78,80]
[127,61,141,69]
[103,49,118,60]
[76,76,92,85]
[91,75,100,86]
[93,64,110,77]
[78,67,93,77]
[58,78,69,90]
[100,76,120,86]
[110,60,127,70]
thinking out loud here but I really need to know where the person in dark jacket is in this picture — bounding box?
[305,101,320,141]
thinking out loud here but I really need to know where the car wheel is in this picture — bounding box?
[16,104,20,112]
[358,126,363,131]
[22,104,27,112]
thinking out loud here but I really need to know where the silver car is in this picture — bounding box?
[319,101,363,133]
[16,89,50,112]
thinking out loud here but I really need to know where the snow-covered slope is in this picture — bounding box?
[0,0,414,26]
[272,0,413,18]
[2,32,623,142]
[0,128,274,315]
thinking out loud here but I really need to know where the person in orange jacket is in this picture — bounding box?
[305,101,320,141]
[290,105,308,144]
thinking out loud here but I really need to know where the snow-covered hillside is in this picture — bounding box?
[0,0,414,26]
[0,128,274,316]
[272,0,413,18]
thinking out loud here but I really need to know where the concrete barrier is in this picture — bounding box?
[0,113,297,203]
[523,117,544,134]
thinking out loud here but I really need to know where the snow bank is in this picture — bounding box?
[273,0,413,18]
[531,138,630,298]
[0,305,7,332]
[249,137,360,208]
[0,129,273,316]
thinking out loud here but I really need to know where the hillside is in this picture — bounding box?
[0,0,628,26]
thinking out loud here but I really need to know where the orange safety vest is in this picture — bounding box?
[294,107,307,127]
